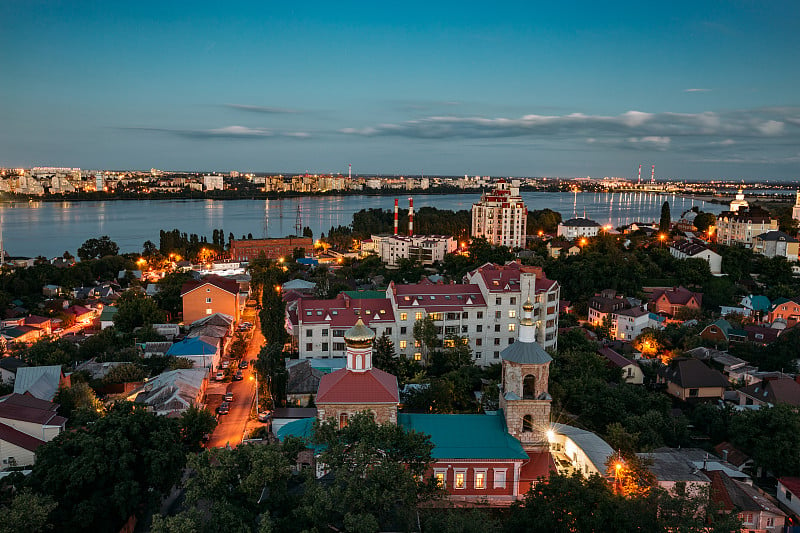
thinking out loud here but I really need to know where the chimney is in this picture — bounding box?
[394,199,399,235]
[408,197,414,236]
[722,449,729,463]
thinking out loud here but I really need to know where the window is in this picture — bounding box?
[477,311,483,319]
[414,340,421,347]
[306,343,312,351]
[399,340,407,349]
[494,351,500,359]
[494,338,500,345]
[306,330,313,337]
[741,513,753,525]
[415,312,423,320]
[475,352,481,359]
[522,415,534,432]
[462,311,469,319]
[510,297,517,305]
[400,312,407,321]
[787,490,793,502]
[476,324,482,332]
[454,470,466,489]
[508,310,516,318]
[443,339,455,348]
[333,342,345,351]
[385,327,392,335]
[476,338,482,346]
[508,323,516,332]
[206,308,212,315]
[206,288,211,292]
[474,470,487,489]
[493,469,507,489]
[461,325,468,333]
[523,375,536,399]
[206,297,212,303]
[494,324,501,332]
[496,297,502,305]
[333,329,345,337]
[766,518,775,527]
[414,352,422,361]
[689,388,699,397]
[495,311,501,319]
[322,329,329,337]
[434,470,446,487]
[339,413,349,429]
[322,343,329,351]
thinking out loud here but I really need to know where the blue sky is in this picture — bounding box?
[1,1,799,179]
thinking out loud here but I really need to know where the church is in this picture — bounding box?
[278,298,555,505]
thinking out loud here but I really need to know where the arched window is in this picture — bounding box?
[355,354,362,370]
[522,415,533,432]
[339,413,349,429]
[523,374,536,399]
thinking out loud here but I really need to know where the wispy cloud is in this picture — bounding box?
[123,125,309,139]
[683,88,712,93]
[224,104,299,114]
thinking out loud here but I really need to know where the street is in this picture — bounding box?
[206,313,266,449]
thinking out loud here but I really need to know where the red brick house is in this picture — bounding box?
[181,275,242,325]
[767,297,800,327]
[650,286,702,316]
[230,236,313,262]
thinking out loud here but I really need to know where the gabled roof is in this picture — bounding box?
[13,366,63,401]
[742,295,771,312]
[560,217,600,227]
[282,279,317,291]
[597,347,638,369]
[501,339,552,365]
[392,282,486,309]
[0,421,46,452]
[466,261,551,294]
[166,337,217,357]
[128,368,208,414]
[713,442,751,468]
[658,358,728,389]
[738,378,800,407]
[552,423,614,472]
[316,368,399,404]
[651,286,703,307]
[0,393,64,426]
[297,294,396,327]
[708,470,785,516]
[398,413,528,460]
[779,477,800,496]
[180,275,240,297]
[0,357,27,373]
[754,230,798,243]
[189,312,233,328]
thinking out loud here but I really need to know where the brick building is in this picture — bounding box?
[230,236,313,262]
[180,275,243,325]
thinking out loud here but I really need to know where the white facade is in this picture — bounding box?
[557,218,601,239]
[793,191,800,224]
[777,479,800,518]
[716,209,778,247]
[471,180,528,248]
[614,307,650,341]
[203,174,225,191]
[669,240,722,275]
[369,234,457,266]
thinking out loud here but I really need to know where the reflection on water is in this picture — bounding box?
[0,193,725,257]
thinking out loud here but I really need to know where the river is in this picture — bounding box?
[0,192,723,258]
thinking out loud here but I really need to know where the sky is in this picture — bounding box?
[1,1,799,180]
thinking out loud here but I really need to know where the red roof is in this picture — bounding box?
[181,275,240,297]
[0,421,45,452]
[0,393,63,426]
[780,477,800,497]
[467,261,549,293]
[392,282,486,310]
[297,295,395,327]
[651,286,703,306]
[519,451,555,494]
[316,368,399,404]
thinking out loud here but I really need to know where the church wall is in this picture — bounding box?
[317,402,398,425]
[504,400,551,447]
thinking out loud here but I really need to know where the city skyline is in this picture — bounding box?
[2,1,799,179]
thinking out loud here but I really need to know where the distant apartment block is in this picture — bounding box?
[202,174,225,191]
[715,207,778,247]
[471,180,527,248]
[365,234,457,266]
[556,217,601,239]
[230,237,314,262]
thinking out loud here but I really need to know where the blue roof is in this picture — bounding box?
[398,413,528,460]
[296,258,319,265]
[277,417,315,441]
[747,295,771,312]
[166,337,217,356]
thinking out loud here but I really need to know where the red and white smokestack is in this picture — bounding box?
[348,163,351,180]
[651,165,655,183]
[408,197,414,236]
[638,164,641,184]
[394,199,399,235]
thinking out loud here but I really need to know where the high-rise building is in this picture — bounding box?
[471,180,527,248]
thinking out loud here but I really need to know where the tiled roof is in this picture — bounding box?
[0,357,27,373]
[651,286,702,306]
[755,230,798,242]
[392,283,486,310]
[501,339,552,365]
[316,368,399,404]
[738,378,800,407]
[0,393,63,426]
[398,413,528,460]
[0,421,45,452]
[658,358,728,389]
[670,239,715,257]
[712,442,751,468]
[597,347,638,369]
[467,261,549,293]
[297,295,396,327]
[180,275,240,296]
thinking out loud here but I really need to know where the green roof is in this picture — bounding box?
[99,306,119,321]
[500,340,552,365]
[343,290,386,300]
[277,417,315,441]
[748,295,771,312]
[398,413,528,460]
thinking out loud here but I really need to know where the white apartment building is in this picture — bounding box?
[669,239,722,275]
[287,260,559,367]
[367,234,457,267]
[557,218,601,239]
[203,174,225,191]
[716,208,778,247]
[471,180,528,248]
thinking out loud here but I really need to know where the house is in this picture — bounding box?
[741,295,771,321]
[166,337,219,370]
[286,359,325,407]
[767,297,800,327]
[0,393,67,468]
[650,286,702,316]
[638,447,713,496]
[713,442,754,474]
[776,477,800,519]
[281,279,317,294]
[181,275,243,325]
[707,470,786,532]
[597,347,644,384]
[66,304,96,325]
[669,239,722,275]
[280,302,557,505]
[752,230,799,261]
[744,324,780,346]
[0,357,26,387]
[657,358,728,402]
[700,318,747,347]
[13,366,70,401]
[98,306,119,330]
[556,217,601,239]
[42,284,63,298]
[546,241,580,258]
[737,377,800,408]
[587,289,628,328]
[143,342,173,358]
[126,367,209,416]
[547,423,614,478]
[614,307,650,341]
[0,325,43,347]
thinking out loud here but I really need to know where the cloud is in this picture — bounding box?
[684,88,712,93]
[224,104,299,114]
[123,125,310,140]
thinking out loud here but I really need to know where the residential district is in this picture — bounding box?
[1,182,800,532]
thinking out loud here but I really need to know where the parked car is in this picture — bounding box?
[233,370,244,381]
[217,402,230,415]
[257,411,271,423]
[238,360,249,369]
[224,392,234,402]
[215,371,225,381]
[221,360,230,369]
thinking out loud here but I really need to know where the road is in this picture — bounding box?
[206,314,266,449]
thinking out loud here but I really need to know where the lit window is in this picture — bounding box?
[454,470,466,489]
[494,469,506,489]
[206,309,212,315]
[434,470,446,487]
[400,312,407,321]
[415,312,423,320]
[509,323,516,332]
[443,339,455,348]
[475,470,486,489]
[399,340,407,349]
[414,340,420,347]
[508,310,516,318]
[339,413,348,429]
[414,352,422,361]
[206,297,212,303]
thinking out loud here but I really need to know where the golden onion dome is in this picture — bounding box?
[520,297,535,326]
[344,319,375,347]
[522,298,534,313]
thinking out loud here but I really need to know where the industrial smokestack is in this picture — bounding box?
[651,165,655,183]
[408,197,414,236]
[394,199,399,235]
[638,164,641,184]
[348,163,351,180]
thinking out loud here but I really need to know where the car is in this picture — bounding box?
[221,360,230,369]
[216,402,230,415]
[257,411,271,423]
[215,371,225,381]
[239,360,249,369]
[233,371,244,381]
[224,392,234,402]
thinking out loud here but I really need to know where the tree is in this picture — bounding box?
[142,240,159,257]
[730,404,800,477]
[154,271,194,319]
[77,236,119,261]
[413,315,438,362]
[178,406,218,453]
[53,381,104,426]
[659,201,671,234]
[113,290,167,333]
[693,212,716,233]
[372,333,397,375]
[0,489,57,533]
